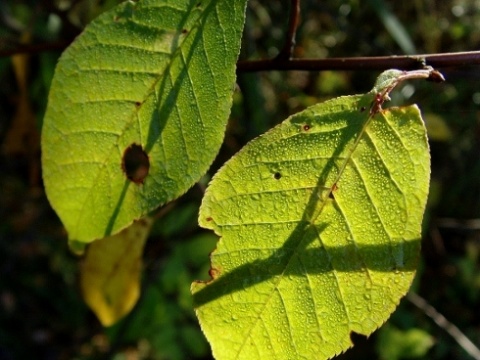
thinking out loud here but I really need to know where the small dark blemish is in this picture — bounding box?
[206,217,213,222]
[196,2,202,7]
[360,106,366,112]
[134,101,142,107]
[122,143,150,184]
[113,15,120,22]
[209,268,219,279]
[182,28,188,34]
[329,183,338,199]
[274,172,282,180]
[303,124,311,131]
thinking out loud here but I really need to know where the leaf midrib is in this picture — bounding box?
[232,104,377,358]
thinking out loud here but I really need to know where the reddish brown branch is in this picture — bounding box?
[276,0,301,61]
[0,40,72,57]
[3,41,480,76]
[238,51,480,72]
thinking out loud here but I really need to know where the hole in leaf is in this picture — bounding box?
[274,172,282,180]
[122,144,149,184]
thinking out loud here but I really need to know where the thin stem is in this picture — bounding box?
[238,51,480,72]
[407,292,480,360]
[370,67,444,114]
[435,218,480,230]
[275,0,301,60]
[0,41,72,57]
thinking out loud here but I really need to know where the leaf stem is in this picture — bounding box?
[370,67,444,114]
[0,40,72,57]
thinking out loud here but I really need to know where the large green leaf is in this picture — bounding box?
[192,75,431,359]
[41,0,247,242]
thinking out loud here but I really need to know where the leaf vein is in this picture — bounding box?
[350,156,395,241]
[80,42,171,56]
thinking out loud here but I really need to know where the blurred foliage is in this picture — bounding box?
[1,0,479,359]
[376,324,434,360]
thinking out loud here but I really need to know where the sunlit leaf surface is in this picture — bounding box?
[42,0,247,242]
[192,90,430,359]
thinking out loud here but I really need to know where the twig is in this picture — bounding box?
[435,218,480,231]
[238,51,480,72]
[0,40,72,57]
[275,0,300,60]
[3,41,480,76]
[407,292,480,360]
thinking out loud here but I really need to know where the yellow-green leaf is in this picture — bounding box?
[192,71,432,359]
[80,218,152,326]
[41,0,248,242]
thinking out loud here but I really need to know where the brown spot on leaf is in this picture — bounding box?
[209,268,220,279]
[303,124,311,131]
[329,183,338,199]
[122,144,149,184]
[182,29,188,34]
[369,93,384,116]
[274,172,282,180]
[206,217,213,222]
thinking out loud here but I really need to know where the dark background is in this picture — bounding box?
[1,0,479,359]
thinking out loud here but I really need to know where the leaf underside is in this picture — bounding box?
[41,0,247,242]
[192,93,430,360]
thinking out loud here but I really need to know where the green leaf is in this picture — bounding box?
[192,82,430,358]
[376,324,434,360]
[41,0,247,242]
